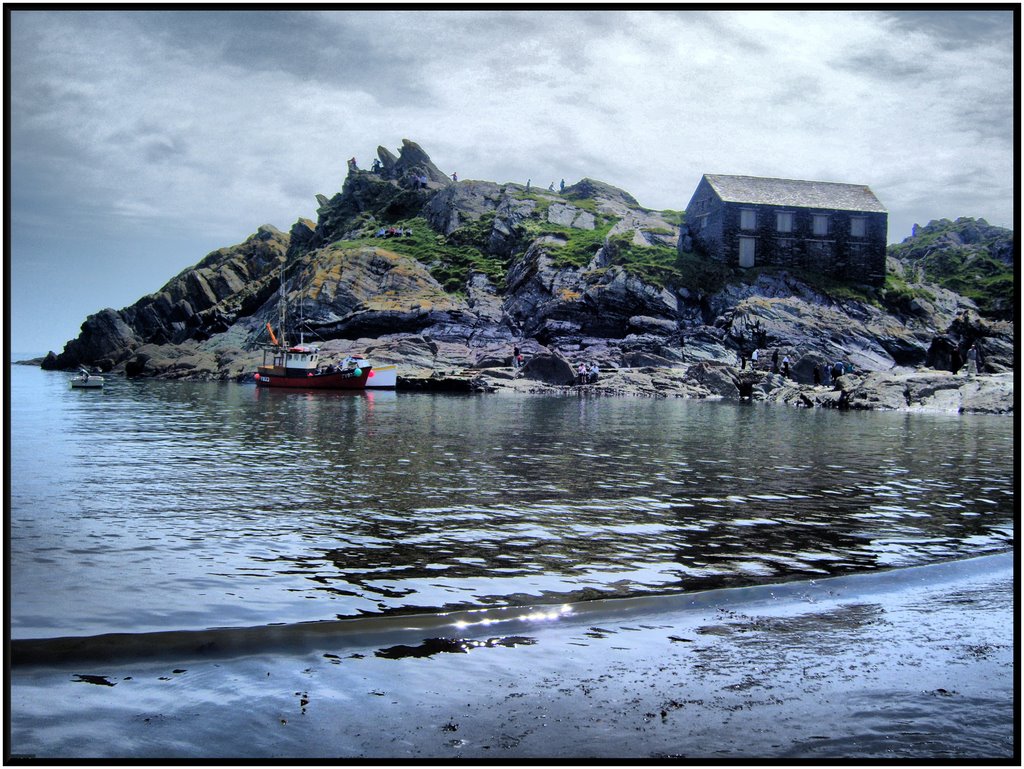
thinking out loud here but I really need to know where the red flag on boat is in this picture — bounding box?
[266,322,278,346]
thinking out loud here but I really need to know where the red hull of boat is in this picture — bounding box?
[255,370,370,389]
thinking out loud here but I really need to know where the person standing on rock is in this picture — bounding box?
[966,344,979,377]
[512,345,520,370]
[560,179,565,193]
[782,355,790,379]
[577,362,587,385]
[772,349,779,374]
[751,349,759,369]
[526,179,531,193]
[813,364,822,386]
[451,171,458,182]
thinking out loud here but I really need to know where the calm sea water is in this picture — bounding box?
[8,362,1015,640]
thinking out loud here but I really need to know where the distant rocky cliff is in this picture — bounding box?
[39,140,1015,413]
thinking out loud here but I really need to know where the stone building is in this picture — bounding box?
[684,174,888,285]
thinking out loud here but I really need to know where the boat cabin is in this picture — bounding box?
[259,345,321,377]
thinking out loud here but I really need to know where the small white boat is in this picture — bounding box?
[349,357,397,388]
[71,369,104,389]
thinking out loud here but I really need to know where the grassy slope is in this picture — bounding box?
[886,218,1014,319]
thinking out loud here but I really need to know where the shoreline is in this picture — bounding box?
[13,358,1015,415]
[8,552,1015,760]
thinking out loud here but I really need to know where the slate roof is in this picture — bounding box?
[703,174,886,213]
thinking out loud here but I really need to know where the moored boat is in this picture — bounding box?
[70,368,104,389]
[255,343,371,389]
[349,356,397,389]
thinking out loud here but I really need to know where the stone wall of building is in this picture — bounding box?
[687,192,887,286]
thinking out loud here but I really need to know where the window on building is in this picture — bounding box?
[813,214,829,236]
[850,217,867,237]
[738,237,756,268]
[740,209,756,230]
[776,211,793,233]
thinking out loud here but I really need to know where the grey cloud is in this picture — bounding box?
[883,10,1014,48]
[833,51,929,79]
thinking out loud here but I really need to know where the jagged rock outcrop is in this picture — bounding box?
[374,139,451,186]
[43,225,288,370]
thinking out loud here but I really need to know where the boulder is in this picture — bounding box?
[547,203,596,230]
[628,315,678,336]
[521,349,575,386]
[685,360,739,398]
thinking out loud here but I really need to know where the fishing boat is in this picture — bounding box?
[254,265,371,390]
[70,368,104,389]
[255,342,370,390]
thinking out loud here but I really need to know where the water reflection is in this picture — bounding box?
[8,366,1016,637]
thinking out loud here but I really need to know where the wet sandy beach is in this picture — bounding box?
[8,551,1014,761]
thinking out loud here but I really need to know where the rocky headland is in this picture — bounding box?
[34,139,1015,415]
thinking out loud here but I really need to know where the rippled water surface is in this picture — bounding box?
[9,364,1015,638]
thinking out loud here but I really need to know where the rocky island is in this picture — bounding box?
[37,139,1014,414]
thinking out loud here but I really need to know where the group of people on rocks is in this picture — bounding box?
[524,178,566,194]
[740,346,860,386]
[576,362,600,385]
[373,226,412,238]
[740,347,795,378]
[810,360,852,386]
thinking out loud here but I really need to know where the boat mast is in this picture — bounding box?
[278,262,288,348]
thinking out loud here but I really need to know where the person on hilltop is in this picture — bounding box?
[548,182,555,191]
[526,179,531,193]
[451,171,458,182]
[560,178,565,192]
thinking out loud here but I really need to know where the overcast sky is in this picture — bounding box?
[7,8,1016,353]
